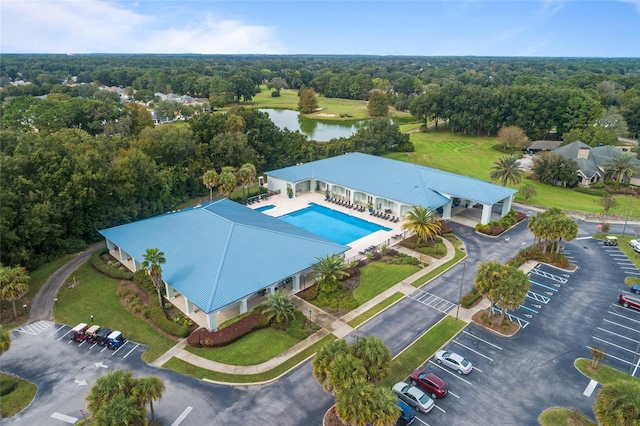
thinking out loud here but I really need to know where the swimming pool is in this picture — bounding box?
[255,204,275,213]
[278,203,391,245]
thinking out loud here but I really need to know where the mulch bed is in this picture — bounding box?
[471,310,519,336]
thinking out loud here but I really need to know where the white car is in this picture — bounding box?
[392,382,435,413]
[434,350,473,375]
[629,239,640,250]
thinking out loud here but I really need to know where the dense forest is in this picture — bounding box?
[1,55,640,269]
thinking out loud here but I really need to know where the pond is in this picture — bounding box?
[259,108,368,142]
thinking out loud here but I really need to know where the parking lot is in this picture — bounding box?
[14,320,147,361]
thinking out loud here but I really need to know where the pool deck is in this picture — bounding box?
[249,192,406,259]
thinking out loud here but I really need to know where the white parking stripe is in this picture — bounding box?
[111,341,128,355]
[51,412,78,423]
[462,331,503,350]
[47,324,66,338]
[592,336,638,354]
[583,379,598,397]
[448,391,460,399]
[123,343,139,359]
[587,346,635,366]
[596,327,638,343]
[414,417,430,426]
[428,361,472,385]
[433,404,446,413]
[58,329,72,341]
[471,366,483,373]
[452,341,493,361]
[171,406,193,426]
[607,311,640,325]
[603,319,640,334]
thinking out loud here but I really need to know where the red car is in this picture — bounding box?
[409,370,448,399]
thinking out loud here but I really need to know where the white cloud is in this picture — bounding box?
[0,0,285,53]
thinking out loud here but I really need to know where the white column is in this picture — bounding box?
[206,312,218,331]
[165,283,175,300]
[239,298,248,314]
[481,204,493,225]
[501,195,513,217]
[441,201,452,219]
[185,298,195,315]
[269,285,277,294]
[118,248,124,263]
[131,260,138,272]
[293,275,301,291]
[106,240,114,251]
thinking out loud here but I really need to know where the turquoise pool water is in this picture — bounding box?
[255,204,275,212]
[278,202,391,245]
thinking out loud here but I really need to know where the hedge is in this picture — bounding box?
[0,379,16,396]
[132,270,188,337]
[187,311,270,347]
[90,249,134,280]
[574,187,606,197]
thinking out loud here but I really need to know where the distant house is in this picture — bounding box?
[527,140,561,153]
[150,110,173,125]
[552,141,639,187]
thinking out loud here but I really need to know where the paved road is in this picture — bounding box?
[29,243,104,322]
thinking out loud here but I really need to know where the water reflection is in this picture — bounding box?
[259,109,368,142]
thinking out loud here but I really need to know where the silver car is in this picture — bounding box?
[434,350,473,374]
[392,382,435,413]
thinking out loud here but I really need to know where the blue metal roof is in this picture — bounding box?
[99,199,348,314]
[266,152,516,206]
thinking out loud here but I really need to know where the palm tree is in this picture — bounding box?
[474,261,505,318]
[134,376,165,425]
[369,385,401,426]
[312,254,349,294]
[494,266,530,323]
[312,339,350,392]
[0,328,11,355]
[351,336,391,383]
[593,379,640,426]
[217,170,237,199]
[141,248,166,308]
[0,265,30,319]
[261,291,296,325]
[489,154,523,186]
[603,151,640,188]
[87,369,137,415]
[93,393,146,426]
[236,163,256,200]
[327,353,367,394]
[202,169,218,202]
[401,205,441,246]
[334,377,375,426]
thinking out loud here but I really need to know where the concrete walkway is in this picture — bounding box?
[157,236,465,374]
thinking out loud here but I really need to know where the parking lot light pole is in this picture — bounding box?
[456,262,466,320]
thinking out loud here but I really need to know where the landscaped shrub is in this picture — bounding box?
[461,290,482,308]
[285,310,316,340]
[387,253,420,266]
[147,303,190,338]
[271,90,280,97]
[296,283,319,301]
[509,245,570,269]
[0,379,17,396]
[574,187,606,197]
[132,270,158,295]
[187,311,270,347]
[475,210,525,236]
[90,249,134,280]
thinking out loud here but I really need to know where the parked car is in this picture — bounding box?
[629,239,640,249]
[604,236,618,246]
[631,285,640,295]
[409,369,448,398]
[70,323,88,342]
[395,399,415,425]
[96,327,111,346]
[106,330,125,349]
[392,382,435,414]
[434,350,473,375]
[618,292,640,311]
[84,325,101,344]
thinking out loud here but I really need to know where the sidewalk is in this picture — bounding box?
[156,236,465,375]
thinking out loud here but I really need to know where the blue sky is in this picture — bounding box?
[2,1,639,57]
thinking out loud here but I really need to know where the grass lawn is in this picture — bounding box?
[165,334,336,383]
[383,316,466,388]
[0,373,37,418]
[348,292,404,328]
[575,358,640,384]
[353,262,420,305]
[54,263,177,363]
[386,130,640,217]
[538,408,596,426]
[413,241,447,258]
[185,328,300,366]
[412,235,467,288]
[1,254,75,327]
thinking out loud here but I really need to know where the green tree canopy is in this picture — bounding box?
[593,379,640,426]
[0,265,30,319]
[367,91,389,117]
[298,88,319,113]
[141,248,166,308]
[489,155,523,186]
[401,205,441,246]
